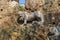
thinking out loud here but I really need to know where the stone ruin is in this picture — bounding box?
[25,0,60,25]
[0,0,49,40]
[0,0,60,40]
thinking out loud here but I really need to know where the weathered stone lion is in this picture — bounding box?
[18,11,44,26]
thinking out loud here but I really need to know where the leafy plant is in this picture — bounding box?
[19,6,25,11]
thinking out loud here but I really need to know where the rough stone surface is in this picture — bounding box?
[25,0,45,11]
[25,0,60,13]
[0,0,19,28]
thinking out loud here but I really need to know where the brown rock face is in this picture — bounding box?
[25,0,60,13]
[0,0,19,28]
[25,0,45,11]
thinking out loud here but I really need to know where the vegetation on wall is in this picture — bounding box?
[19,6,25,11]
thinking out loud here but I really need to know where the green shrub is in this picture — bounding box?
[19,6,24,11]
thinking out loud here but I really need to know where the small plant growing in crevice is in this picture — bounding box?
[19,6,25,11]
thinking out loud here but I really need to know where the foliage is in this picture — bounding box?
[19,6,25,11]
